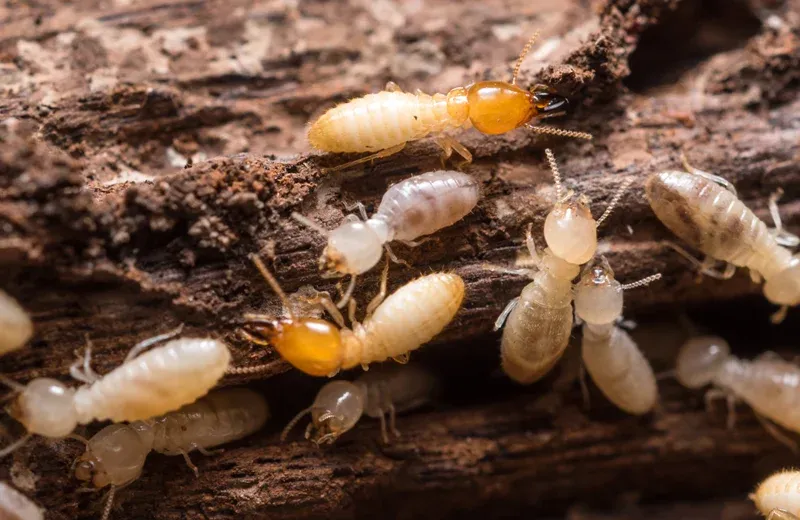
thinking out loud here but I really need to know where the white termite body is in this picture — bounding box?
[573,260,661,415]
[752,470,800,519]
[676,337,800,435]
[74,388,268,520]
[0,482,44,520]
[0,290,33,356]
[1,332,231,457]
[645,168,800,321]
[283,363,437,444]
[496,149,630,384]
[299,170,480,277]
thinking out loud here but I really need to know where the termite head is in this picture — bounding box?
[306,380,365,445]
[322,220,386,275]
[6,378,78,438]
[544,194,597,265]
[74,424,146,488]
[574,259,623,326]
[242,317,344,377]
[763,255,800,307]
[675,336,731,389]
[531,85,569,119]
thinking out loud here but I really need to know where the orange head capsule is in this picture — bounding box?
[464,82,568,135]
[242,317,344,377]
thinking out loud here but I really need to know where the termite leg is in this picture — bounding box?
[435,135,472,168]
[578,362,591,411]
[388,403,401,438]
[366,257,390,317]
[385,81,402,92]
[0,374,24,393]
[324,142,406,173]
[750,269,763,284]
[347,297,357,326]
[665,242,736,280]
[70,336,100,384]
[335,275,357,309]
[771,305,789,325]
[124,324,185,362]
[768,509,800,520]
[494,297,520,331]
[303,290,346,328]
[343,201,369,221]
[180,451,200,477]
[384,244,411,267]
[703,388,728,415]
[524,223,541,266]
[755,413,799,453]
[768,188,800,247]
[193,443,224,457]
[377,411,390,444]
[392,353,410,364]
[398,237,432,248]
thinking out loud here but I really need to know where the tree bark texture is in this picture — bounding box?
[1,0,800,518]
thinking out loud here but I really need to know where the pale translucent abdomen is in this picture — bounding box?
[152,388,269,455]
[346,273,464,367]
[375,171,480,242]
[501,283,573,384]
[307,91,456,153]
[0,290,33,355]
[73,338,231,423]
[754,470,800,517]
[358,363,438,418]
[582,326,658,415]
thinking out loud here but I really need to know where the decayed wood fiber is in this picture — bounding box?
[1,0,800,518]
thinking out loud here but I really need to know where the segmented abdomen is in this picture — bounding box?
[308,91,454,153]
[646,171,789,276]
[582,326,657,415]
[347,273,464,367]
[73,338,231,423]
[152,388,269,455]
[723,359,800,433]
[374,171,480,241]
[754,470,800,517]
[501,284,573,385]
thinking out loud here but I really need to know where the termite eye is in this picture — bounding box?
[75,460,94,481]
[271,319,344,377]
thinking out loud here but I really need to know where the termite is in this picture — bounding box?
[645,156,800,323]
[494,149,632,384]
[675,336,800,451]
[752,470,800,520]
[0,482,43,520]
[282,363,437,445]
[0,290,33,356]
[307,33,593,172]
[293,170,480,302]
[573,257,662,415]
[0,327,231,457]
[232,254,464,377]
[73,388,268,520]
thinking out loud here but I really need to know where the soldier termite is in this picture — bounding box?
[282,363,438,445]
[645,156,800,323]
[675,336,800,451]
[0,482,44,520]
[293,170,480,303]
[573,257,662,415]
[307,32,593,172]
[493,149,633,384]
[0,328,231,457]
[0,290,33,356]
[73,388,268,520]
[232,254,464,377]
[752,470,800,520]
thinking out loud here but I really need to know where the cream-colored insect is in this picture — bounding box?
[308,33,592,172]
[646,156,800,323]
[676,336,800,450]
[282,363,437,445]
[0,290,33,356]
[573,258,662,415]
[73,388,268,520]
[294,170,480,303]
[752,470,800,519]
[0,327,231,457]
[233,255,464,377]
[494,149,632,384]
[0,482,43,520]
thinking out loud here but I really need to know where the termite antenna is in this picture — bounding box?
[124,324,185,363]
[768,188,800,247]
[226,363,277,376]
[249,254,295,320]
[0,433,32,459]
[680,153,737,195]
[100,485,116,520]
[596,176,635,228]
[620,273,662,290]
[511,31,539,84]
[281,407,313,442]
[0,375,24,393]
[292,212,329,237]
[526,125,593,140]
[544,148,563,202]
[336,275,357,309]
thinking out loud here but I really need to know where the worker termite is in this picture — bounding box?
[0,482,43,520]
[307,33,593,172]
[494,149,632,384]
[675,336,800,451]
[0,290,33,356]
[573,258,662,415]
[645,156,800,323]
[282,363,438,445]
[73,388,268,520]
[0,328,231,457]
[752,470,800,520]
[233,254,464,377]
[293,170,480,301]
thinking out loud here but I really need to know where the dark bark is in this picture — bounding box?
[1,0,799,518]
